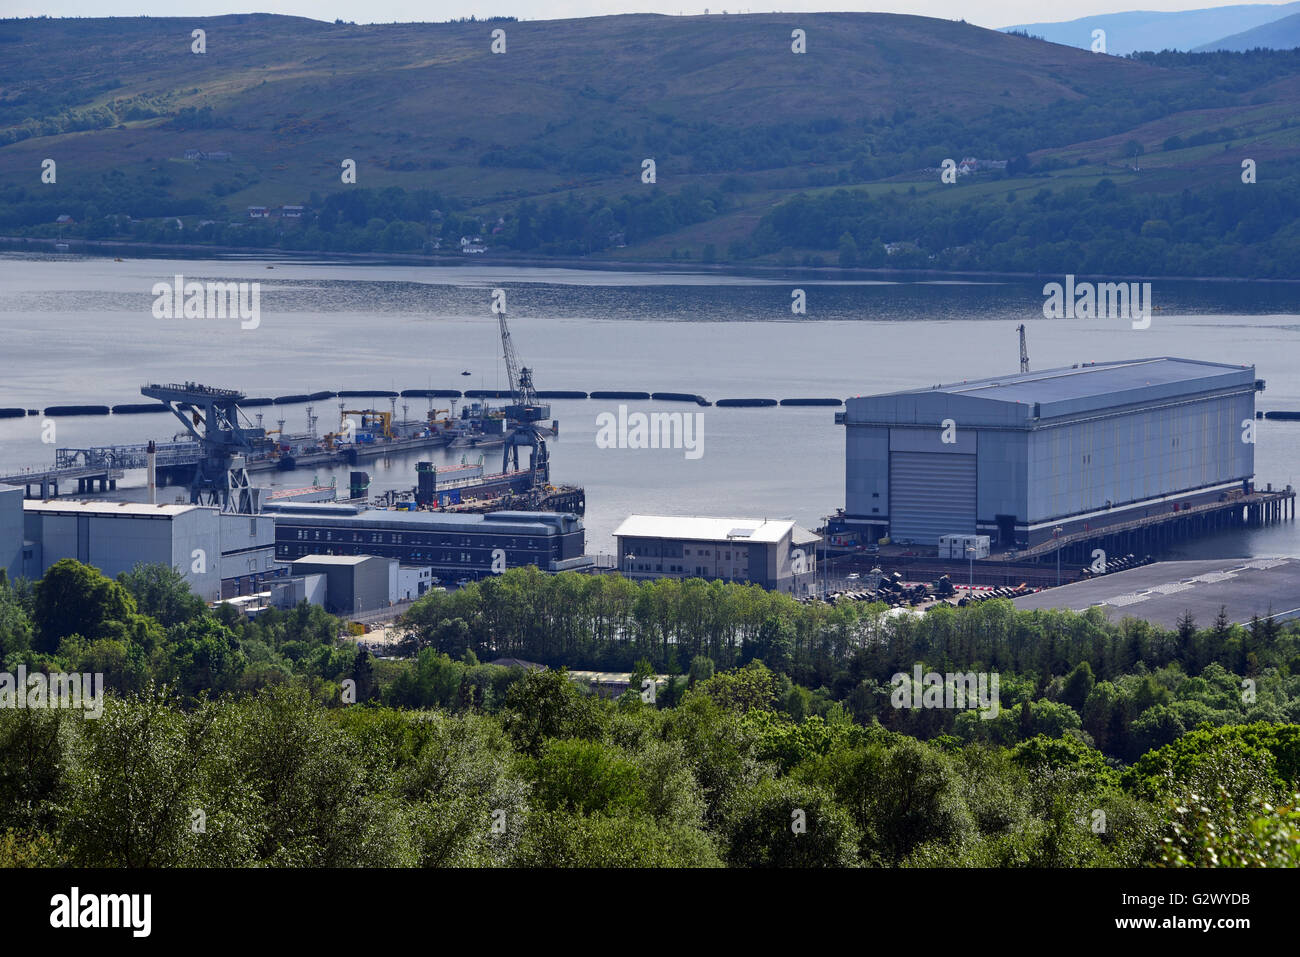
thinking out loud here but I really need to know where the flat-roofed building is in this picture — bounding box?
[840,357,1260,548]
[613,515,820,596]
[290,555,396,615]
[19,499,280,601]
[267,503,585,583]
[22,499,223,600]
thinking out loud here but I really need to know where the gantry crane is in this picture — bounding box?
[340,409,394,440]
[496,308,552,486]
[141,381,264,513]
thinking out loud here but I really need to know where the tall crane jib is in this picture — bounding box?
[492,306,552,487]
[140,381,266,513]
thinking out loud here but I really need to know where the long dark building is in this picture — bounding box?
[266,502,584,581]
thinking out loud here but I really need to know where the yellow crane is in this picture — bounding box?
[340,409,393,440]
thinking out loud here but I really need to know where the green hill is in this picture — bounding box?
[3,12,1300,276]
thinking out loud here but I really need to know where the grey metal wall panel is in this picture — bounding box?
[845,424,890,519]
[890,451,977,544]
[975,429,1029,522]
[0,487,22,581]
[77,515,89,564]
[889,426,978,454]
[1027,392,1252,522]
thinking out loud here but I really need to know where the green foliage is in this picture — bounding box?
[117,563,208,628]
[742,709,870,773]
[807,737,976,864]
[528,739,649,817]
[1122,722,1300,799]
[723,778,860,867]
[5,557,1300,868]
[512,809,722,867]
[1162,793,1300,867]
[33,559,148,652]
[501,667,607,758]
[753,169,1300,278]
[693,659,779,714]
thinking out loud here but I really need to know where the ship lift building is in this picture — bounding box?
[839,357,1261,549]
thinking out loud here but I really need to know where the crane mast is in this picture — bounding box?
[1018,323,1029,374]
[494,310,551,485]
[498,310,533,406]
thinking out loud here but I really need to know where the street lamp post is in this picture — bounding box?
[965,543,975,596]
[1053,526,1064,586]
[624,551,636,579]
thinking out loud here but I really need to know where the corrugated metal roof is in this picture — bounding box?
[894,358,1251,405]
[292,555,379,566]
[614,514,813,544]
[271,506,576,536]
[24,500,205,517]
[846,357,1256,426]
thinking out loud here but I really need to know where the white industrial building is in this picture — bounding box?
[19,500,278,602]
[22,500,223,600]
[613,515,820,596]
[397,564,435,601]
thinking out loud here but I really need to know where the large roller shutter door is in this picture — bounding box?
[889,451,976,544]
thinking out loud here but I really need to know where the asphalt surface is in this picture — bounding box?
[1012,557,1300,629]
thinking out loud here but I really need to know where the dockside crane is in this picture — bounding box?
[141,381,265,513]
[496,308,552,486]
[1018,323,1029,374]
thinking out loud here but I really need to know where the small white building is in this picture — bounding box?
[397,564,435,601]
[613,515,820,596]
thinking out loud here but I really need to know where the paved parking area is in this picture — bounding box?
[1012,556,1300,628]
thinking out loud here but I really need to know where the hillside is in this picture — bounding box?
[1195,9,1300,49]
[1004,2,1300,53]
[3,12,1300,277]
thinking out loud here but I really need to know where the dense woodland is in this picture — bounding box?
[11,157,1299,278]
[1,560,1298,867]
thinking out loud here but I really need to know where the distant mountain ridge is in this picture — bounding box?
[1194,9,1300,48]
[1003,2,1300,53]
[3,12,1300,278]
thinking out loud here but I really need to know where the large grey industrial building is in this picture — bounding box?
[840,358,1260,548]
[12,499,279,601]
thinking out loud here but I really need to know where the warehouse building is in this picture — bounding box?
[839,357,1260,548]
[290,555,396,615]
[267,503,585,582]
[19,500,280,601]
[613,515,821,595]
[23,500,223,600]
